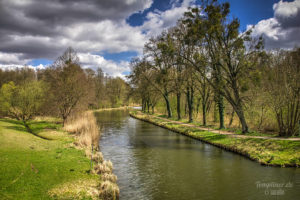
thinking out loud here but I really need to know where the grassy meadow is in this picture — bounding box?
[0,117,100,200]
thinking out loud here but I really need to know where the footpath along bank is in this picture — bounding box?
[130,111,300,167]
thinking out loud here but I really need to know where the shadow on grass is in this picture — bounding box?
[4,125,27,132]
[1,118,57,140]
[29,121,59,134]
[0,118,23,125]
[4,124,53,140]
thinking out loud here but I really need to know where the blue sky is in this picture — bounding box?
[219,0,281,30]
[103,0,284,69]
[103,0,294,68]
[127,0,283,30]
[0,0,299,77]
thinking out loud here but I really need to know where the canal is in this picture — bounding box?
[95,109,300,200]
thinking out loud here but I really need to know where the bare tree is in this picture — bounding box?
[43,47,90,126]
[265,49,300,136]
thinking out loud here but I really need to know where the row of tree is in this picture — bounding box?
[0,48,130,132]
[129,0,299,136]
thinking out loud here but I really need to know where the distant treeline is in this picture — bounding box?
[128,0,300,136]
[0,47,130,130]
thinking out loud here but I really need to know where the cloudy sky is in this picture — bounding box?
[0,0,299,77]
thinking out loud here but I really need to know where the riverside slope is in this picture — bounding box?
[130,111,300,167]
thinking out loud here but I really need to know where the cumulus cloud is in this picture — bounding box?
[141,0,194,37]
[0,64,46,71]
[0,0,151,59]
[0,0,194,77]
[249,0,300,49]
[0,52,30,65]
[78,53,130,78]
[0,0,152,30]
[274,0,300,19]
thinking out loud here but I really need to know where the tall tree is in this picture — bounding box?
[43,47,90,126]
[143,35,175,118]
[182,1,263,133]
[265,49,300,136]
[129,58,161,113]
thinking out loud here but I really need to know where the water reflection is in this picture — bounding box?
[96,110,300,200]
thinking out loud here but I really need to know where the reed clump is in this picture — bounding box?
[92,156,119,199]
[64,111,100,148]
[93,163,112,174]
[103,160,113,170]
[99,181,119,200]
[102,173,117,183]
[93,151,104,163]
[65,111,119,199]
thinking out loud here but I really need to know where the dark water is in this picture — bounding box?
[95,110,300,200]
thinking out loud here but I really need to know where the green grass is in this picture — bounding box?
[153,112,299,138]
[131,112,300,167]
[0,118,99,200]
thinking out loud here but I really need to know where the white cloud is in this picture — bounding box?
[0,0,196,77]
[248,0,300,49]
[0,52,129,79]
[248,18,281,41]
[141,0,194,37]
[78,53,130,78]
[0,20,147,60]
[273,0,300,18]
[0,64,46,71]
[65,20,146,54]
[0,52,30,65]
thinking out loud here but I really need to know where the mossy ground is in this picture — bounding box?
[0,118,99,200]
[130,111,300,167]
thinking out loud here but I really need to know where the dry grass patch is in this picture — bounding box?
[93,162,112,174]
[63,112,120,199]
[101,173,117,183]
[64,111,100,149]
[37,130,69,140]
[103,160,113,170]
[92,151,104,163]
[48,179,100,200]
[99,181,119,200]
[34,116,62,123]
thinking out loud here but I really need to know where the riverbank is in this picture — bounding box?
[130,111,300,167]
[94,106,129,112]
[0,117,99,199]
[0,114,119,199]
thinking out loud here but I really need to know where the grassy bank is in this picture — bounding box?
[130,111,300,167]
[0,113,119,200]
[94,106,129,112]
[0,117,100,199]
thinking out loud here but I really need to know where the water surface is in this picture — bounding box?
[95,110,300,200]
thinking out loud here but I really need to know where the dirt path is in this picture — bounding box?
[152,115,300,141]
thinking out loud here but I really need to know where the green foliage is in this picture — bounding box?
[0,81,16,113]
[0,81,46,122]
